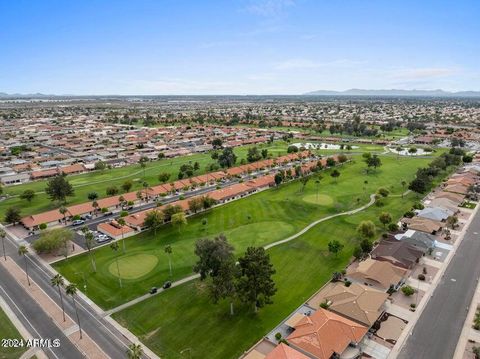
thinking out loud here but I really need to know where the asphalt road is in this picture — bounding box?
[0,274,84,359]
[1,233,141,359]
[23,162,296,249]
[398,208,480,359]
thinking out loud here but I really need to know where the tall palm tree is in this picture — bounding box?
[84,231,97,272]
[110,242,123,288]
[59,206,68,223]
[51,274,66,322]
[165,245,173,276]
[127,343,143,359]
[92,200,99,217]
[18,245,30,286]
[117,218,127,254]
[0,228,7,261]
[65,283,82,339]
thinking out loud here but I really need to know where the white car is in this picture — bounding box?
[95,234,110,243]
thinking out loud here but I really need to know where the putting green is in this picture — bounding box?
[108,253,159,280]
[302,193,334,205]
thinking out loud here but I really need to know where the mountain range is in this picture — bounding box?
[303,89,480,97]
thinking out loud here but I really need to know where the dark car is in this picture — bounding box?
[149,287,158,294]
[162,281,172,289]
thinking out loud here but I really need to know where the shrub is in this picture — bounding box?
[377,187,390,197]
[344,280,352,287]
[423,267,427,274]
[275,332,282,341]
[320,300,330,309]
[401,285,415,296]
[404,210,415,218]
[412,202,425,210]
[388,223,399,232]
[418,274,426,281]
[39,223,47,230]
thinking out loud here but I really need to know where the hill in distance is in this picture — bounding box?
[304,89,480,97]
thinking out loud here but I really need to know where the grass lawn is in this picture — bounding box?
[0,307,26,359]
[111,189,424,359]
[0,141,290,221]
[54,154,435,310]
[53,151,453,358]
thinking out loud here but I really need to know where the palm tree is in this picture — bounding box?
[142,181,149,202]
[110,242,123,288]
[117,218,127,254]
[126,343,143,359]
[84,231,97,272]
[0,228,6,261]
[165,245,173,276]
[401,180,407,198]
[65,283,82,339]
[119,195,126,209]
[59,206,68,223]
[18,245,30,286]
[51,274,66,322]
[92,200,99,217]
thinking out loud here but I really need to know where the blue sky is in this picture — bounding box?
[1,0,479,94]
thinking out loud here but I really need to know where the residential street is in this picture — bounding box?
[0,232,141,359]
[398,207,480,359]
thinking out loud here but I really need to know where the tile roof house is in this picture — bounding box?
[264,343,310,359]
[417,207,453,222]
[395,230,436,251]
[435,191,465,203]
[347,258,407,290]
[428,198,460,214]
[371,237,424,269]
[401,216,444,234]
[309,282,388,327]
[286,308,367,359]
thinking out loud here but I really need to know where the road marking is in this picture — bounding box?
[0,285,61,359]
[451,278,457,282]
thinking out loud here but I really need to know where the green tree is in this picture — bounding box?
[18,245,30,286]
[188,197,203,213]
[106,186,119,196]
[121,180,133,193]
[32,228,73,256]
[218,147,237,168]
[45,174,74,203]
[94,161,107,172]
[110,242,123,288]
[158,172,171,183]
[328,240,344,257]
[83,229,97,272]
[139,156,149,178]
[274,172,284,187]
[247,147,262,163]
[409,178,428,195]
[144,210,164,235]
[330,169,341,183]
[357,221,376,238]
[87,191,98,201]
[211,138,223,149]
[237,247,277,313]
[171,212,187,232]
[5,207,21,224]
[65,283,82,339]
[20,189,35,202]
[117,217,127,253]
[51,274,66,322]
[379,212,393,228]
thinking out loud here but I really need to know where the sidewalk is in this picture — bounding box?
[453,276,480,359]
[0,257,109,359]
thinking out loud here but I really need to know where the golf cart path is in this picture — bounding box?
[105,193,378,316]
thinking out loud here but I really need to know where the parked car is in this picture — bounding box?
[95,234,110,243]
[72,219,85,226]
[81,214,93,220]
[103,211,113,216]
[162,281,172,289]
[149,287,158,294]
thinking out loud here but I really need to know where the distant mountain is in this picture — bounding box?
[0,92,54,98]
[304,89,480,97]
